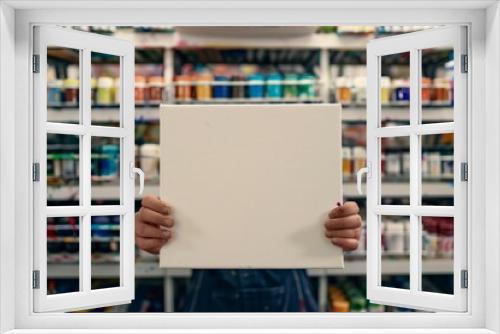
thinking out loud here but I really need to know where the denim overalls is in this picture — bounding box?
[178,269,318,312]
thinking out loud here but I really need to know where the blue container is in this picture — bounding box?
[99,144,119,179]
[248,73,265,99]
[213,75,230,99]
[266,72,283,99]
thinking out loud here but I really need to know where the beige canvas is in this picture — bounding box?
[159,104,343,268]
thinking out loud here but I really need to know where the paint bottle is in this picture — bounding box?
[299,73,316,99]
[230,75,246,99]
[283,73,299,98]
[140,144,160,181]
[380,77,391,105]
[384,221,405,254]
[96,77,114,105]
[213,75,230,99]
[335,77,352,104]
[148,76,164,104]
[248,73,265,99]
[266,72,283,99]
[352,147,366,174]
[63,78,79,107]
[392,79,410,104]
[421,77,432,105]
[48,79,64,107]
[135,75,148,105]
[175,74,192,101]
[353,76,367,105]
[342,147,353,179]
[195,72,213,101]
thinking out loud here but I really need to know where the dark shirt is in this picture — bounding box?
[178,269,318,312]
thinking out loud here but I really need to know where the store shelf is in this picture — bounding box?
[47,181,452,201]
[114,29,371,50]
[48,106,453,123]
[48,107,161,123]
[47,258,453,279]
[343,181,453,198]
[342,107,453,122]
[47,183,159,201]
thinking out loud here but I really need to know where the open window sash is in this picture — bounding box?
[33,26,137,312]
[365,26,468,312]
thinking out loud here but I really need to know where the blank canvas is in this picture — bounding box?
[159,104,343,268]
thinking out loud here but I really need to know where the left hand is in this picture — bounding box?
[324,201,362,251]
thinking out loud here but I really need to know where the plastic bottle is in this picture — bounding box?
[380,77,391,105]
[353,76,367,105]
[299,73,316,99]
[135,75,148,105]
[148,76,164,104]
[352,147,366,174]
[248,73,265,99]
[342,147,353,179]
[195,72,213,101]
[96,77,114,105]
[266,72,283,99]
[213,75,230,99]
[335,77,352,104]
[140,144,161,181]
[384,221,405,254]
[283,73,299,98]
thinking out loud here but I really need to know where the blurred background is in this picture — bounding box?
[45,25,455,313]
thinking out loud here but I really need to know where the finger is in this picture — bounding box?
[141,194,171,215]
[135,236,168,254]
[325,215,362,230]
[331,238,359,251]
[138,207,175,227]
[136,221,172,239]
[325,227,361,239]
[328,201,359,219]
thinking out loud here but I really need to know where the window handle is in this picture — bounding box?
[130,162,145,195]
[356,164,370,195]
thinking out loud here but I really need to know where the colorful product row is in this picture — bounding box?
[334,76,453,106]
[47,145,120,186]
[175,72,317,101]
[47,75,165,107]
[381,216,453,258]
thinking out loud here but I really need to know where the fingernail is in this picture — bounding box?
[162,230,170,239]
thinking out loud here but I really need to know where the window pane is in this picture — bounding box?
[380,215,410,290]
[47,46,80,123]
[421,48,454,124]
[91,215,121,290]
[91,52,121,127]
[421,134,454,205]
[47,134,80,205]
[380,136,410,204]
[47,216,80,294]
[91,137,121,205]
[421,216,454,294]
[380,52,410,126]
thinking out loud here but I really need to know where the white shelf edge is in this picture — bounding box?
[46,258,453,278]
[47,181,453,201]
[48,106,453,123]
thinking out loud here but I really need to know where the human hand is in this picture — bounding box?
[135,195,175,254]
[324,201,362,251]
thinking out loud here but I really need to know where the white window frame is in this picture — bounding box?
[32,26,137,312]
[0,1,498,333]
[365,26,468,312]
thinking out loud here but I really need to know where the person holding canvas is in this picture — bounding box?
[135,195,362,312]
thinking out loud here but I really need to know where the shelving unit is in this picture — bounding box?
[46,26,456,313]
[48,106,453,123]
[47,181,452,200]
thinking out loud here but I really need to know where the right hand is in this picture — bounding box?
[135,195,175,254]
